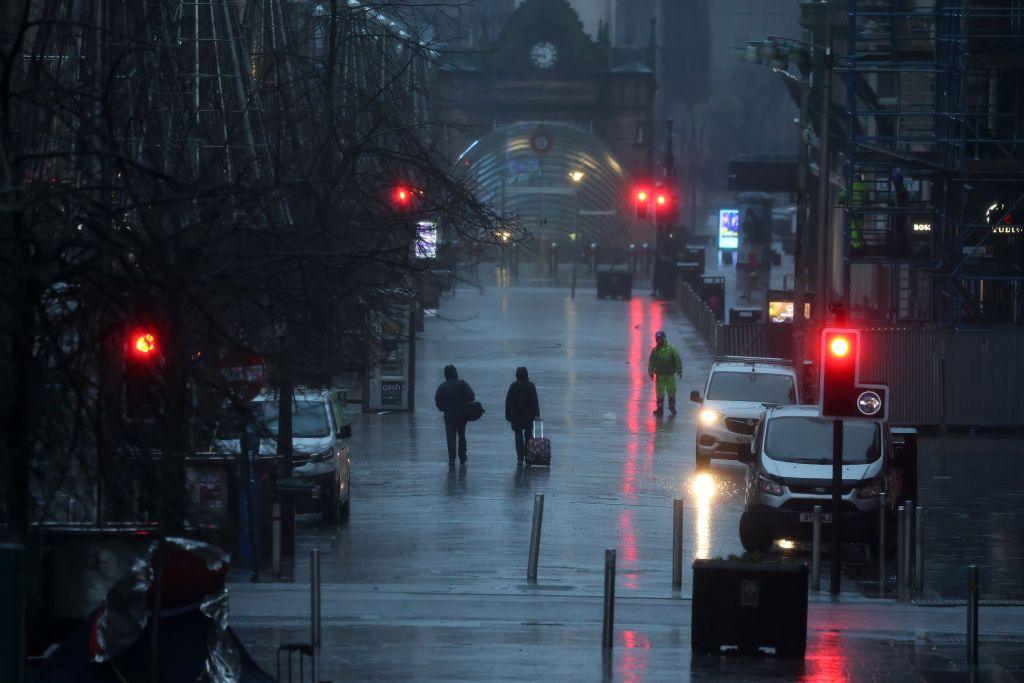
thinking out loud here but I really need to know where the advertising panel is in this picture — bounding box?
[718,209,739,250]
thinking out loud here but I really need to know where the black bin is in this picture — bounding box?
[596,270,633,300]
[691,559,808,658]
[729,308,762,325]
[700,276,726,321]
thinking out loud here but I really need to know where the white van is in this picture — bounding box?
[737,405,913,556]
[215,389,351,523]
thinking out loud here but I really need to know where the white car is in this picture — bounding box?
[215,389,351,523]
[690,356,799,468]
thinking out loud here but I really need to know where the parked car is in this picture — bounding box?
[215,389,351,524]
[736,405,912,556]
[690,356,800,468]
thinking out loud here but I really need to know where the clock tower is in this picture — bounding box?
[437,0,656,181]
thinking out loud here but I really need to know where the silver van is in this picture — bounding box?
[215,389,351,524]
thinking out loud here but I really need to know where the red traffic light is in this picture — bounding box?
[829,336,851,358]
[819,328,888,419]
[654,190,676,224]
[390,184,421,213]
[633,186,650,220]
[131,330,158,357]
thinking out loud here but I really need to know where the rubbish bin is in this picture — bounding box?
[596,267,632,300]
[691,559,808,658]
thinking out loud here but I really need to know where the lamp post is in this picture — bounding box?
[569,170,586,300]
[742,30,834,398]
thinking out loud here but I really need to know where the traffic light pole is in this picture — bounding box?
[830,418,843,595]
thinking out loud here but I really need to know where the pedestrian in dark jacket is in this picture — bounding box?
[505,366,540,465]
[435,364,475,464]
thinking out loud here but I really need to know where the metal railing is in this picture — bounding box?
[675,279,720,352]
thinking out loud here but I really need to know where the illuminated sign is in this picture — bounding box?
[768,301,793,322]
[994,225,1023,235]
[913,223,932,232]
[718,209,739,250]
[986,202,1023,236]
[416,221,438,259]
[768,301,811,323]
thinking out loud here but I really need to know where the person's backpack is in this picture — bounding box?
[463,401,485,422]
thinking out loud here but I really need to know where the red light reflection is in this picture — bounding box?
[801,630,850,682]
[619,300,665,592]
[618,630,651,683]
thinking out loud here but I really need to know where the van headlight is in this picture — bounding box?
[855,478,884,499]
[699,408,722,425]
[308,447,334,463]
[756,474,784,496]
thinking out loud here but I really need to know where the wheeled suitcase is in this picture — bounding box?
[525,420,551,468]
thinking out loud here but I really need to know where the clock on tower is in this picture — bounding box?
[530,42,557,69]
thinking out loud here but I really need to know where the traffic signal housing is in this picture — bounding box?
[634,187,650,219]
[654,189,676,224]
[124,326,163,420]
[819,328,888,420]
[392,185,412,210]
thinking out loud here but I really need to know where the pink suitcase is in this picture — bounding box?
[525,420,551,468]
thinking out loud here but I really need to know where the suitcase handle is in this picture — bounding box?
[533,419,543,438]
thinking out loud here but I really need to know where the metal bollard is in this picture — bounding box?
[602,549,616,649]
[903,501,913,600]
[272,503,282,578]
[896,505,905,601]
[915,506,924,595]
[878,493,886,593]
[811,505,822,591]
[967,565,979,666]
[527,494,545,582]
[310,549,321,648]
[672,498,684,589]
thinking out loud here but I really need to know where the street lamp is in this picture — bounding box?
[743,30,834,398]
[569,170,586,299]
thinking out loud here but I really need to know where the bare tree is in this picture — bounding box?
[0,0,521,539]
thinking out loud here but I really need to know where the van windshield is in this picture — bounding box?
[253,400,330,439]
[764,416,879,464]
[707,371,796,403]
[218,397,329,440]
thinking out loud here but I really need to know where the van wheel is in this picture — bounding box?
[321,477,338,524]
[338,495,350,524]
[739,512,772,553]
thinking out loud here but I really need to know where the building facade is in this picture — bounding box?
[436,0,656,182]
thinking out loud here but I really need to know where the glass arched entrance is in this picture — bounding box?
[459,122,644,250]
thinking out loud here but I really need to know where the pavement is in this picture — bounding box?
[229,270,1024,681]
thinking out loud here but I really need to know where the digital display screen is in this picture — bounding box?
[416,221,437,259]
[719,209,739,250]
[769,301,793,322]
[768,301,811,322]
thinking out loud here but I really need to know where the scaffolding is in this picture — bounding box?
[843,0,1024,325]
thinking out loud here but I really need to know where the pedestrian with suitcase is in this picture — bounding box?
[435,364,475,465]
[504,366,540,465]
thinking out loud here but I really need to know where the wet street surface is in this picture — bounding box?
[229,274,1024,681]
[918,441,1024,602]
